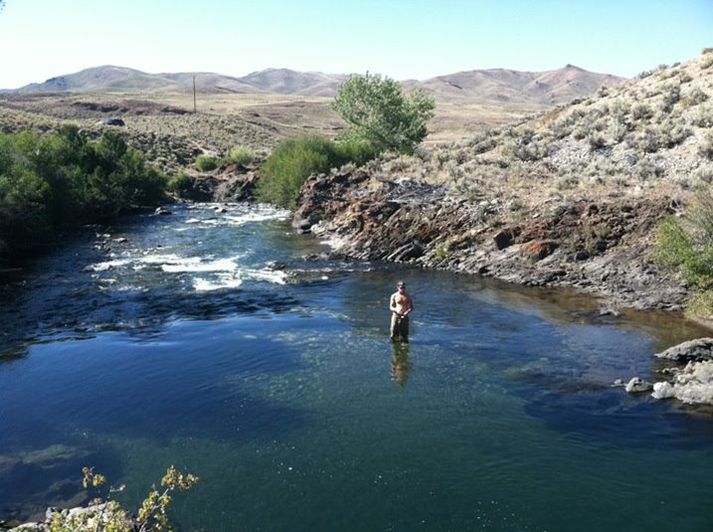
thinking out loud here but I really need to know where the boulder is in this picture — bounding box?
[651,381,675,399]
[493,229,515,250]
[655,338,713,362]
[651,361,713,404]
[625,377,653,393]
[521,240,558,261]
[291,217,312,234]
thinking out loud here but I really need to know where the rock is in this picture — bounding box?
[521,240,559,261]
[598,307,621,317]
[493,229,515,250]
[652,381,675,399]
[154,207,171,216]
[612,378,624,387]
[98,118,125,127]
[651,361,713,404]
[113,237,127,243]
[386,243,424,262]
[625,377,653,393]
[22,444,91,468]
[655,338,713,362]
[291,217,312,233]
[8,523,43,531]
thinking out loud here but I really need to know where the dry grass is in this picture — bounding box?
[0,89,543,171]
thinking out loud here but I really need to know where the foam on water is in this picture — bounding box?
[192,275,244,292]
[243,267,288,285]
[183,203,291,228]
[161,257,239,273]
[86,258,134,272]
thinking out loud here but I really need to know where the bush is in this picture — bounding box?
[227,145,255,166]
[167,173,192,193]
[684,88,708,107]
[655,190,713,288]
[699,131,713,160]
[195,154,221,171]
[333,73,435,155]
[0,128,166,261]
[661,84,681,112]
[47,466,198,531]
[692,105,713,128]
[702,53,713,70]
[632,104,654,120]
[588,132,609,150]
[257,135,376,208]
[695,165,713,184]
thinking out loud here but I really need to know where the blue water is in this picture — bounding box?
[1,203,712,531]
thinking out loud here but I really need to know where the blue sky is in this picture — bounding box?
[0,0,711,89]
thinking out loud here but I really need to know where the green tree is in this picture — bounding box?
[332,73,435,155]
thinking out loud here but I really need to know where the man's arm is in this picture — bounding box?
[403,296,413,316]
[389,293,396,312]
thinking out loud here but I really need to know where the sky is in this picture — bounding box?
[0,0,711,89]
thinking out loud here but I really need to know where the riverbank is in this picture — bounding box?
[288,164,686,312]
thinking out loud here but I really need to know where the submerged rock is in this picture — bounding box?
[655,338,713,362]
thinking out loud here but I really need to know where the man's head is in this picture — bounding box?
[397,281,406,291]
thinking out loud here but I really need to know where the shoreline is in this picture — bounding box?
[291,166,690,313]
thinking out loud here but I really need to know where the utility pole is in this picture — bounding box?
[193,75,197,113]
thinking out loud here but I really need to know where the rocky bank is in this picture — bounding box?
[292,165,686,311]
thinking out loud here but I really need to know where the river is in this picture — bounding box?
[1,203,712,531]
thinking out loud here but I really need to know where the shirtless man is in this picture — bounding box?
[389,281,413,342]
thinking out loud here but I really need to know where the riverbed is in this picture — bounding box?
[1,203,712,531]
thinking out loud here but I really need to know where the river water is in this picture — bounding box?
[1,203,712,531]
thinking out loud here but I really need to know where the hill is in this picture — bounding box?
[9,64,623,106]
[15,66,184,94]
[235,68,347,97]
[403,65,624,106]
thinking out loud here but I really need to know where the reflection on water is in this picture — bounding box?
[2,203,713,531]
[391,342,411,387]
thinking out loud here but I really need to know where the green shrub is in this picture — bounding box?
[257,135,376,208]
[655,192,713,288]
[686,290,713,318]
[48,466,198,532]
[227,145,255,166]
[167,173,192,193]
[0,128,166,261]
[195,154,221,171]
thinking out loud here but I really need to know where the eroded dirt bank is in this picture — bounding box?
[291,167,686,311]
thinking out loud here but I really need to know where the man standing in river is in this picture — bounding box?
[390,281,413,342]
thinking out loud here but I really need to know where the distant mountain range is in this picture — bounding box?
[5,65,625,105]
